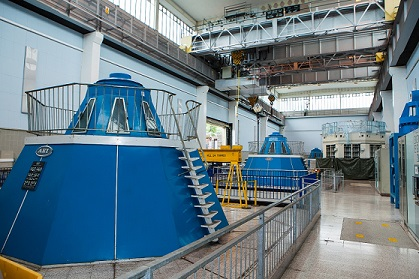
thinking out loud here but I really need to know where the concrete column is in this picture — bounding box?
[196,86,209,145]
[260,116,268,140]
[228,101,239,145]
[380,90,394,134]
[389,66,408,133]
[80,31,104,84]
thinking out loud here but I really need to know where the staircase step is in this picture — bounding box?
[181,165,202,171]
[197,211,218,219]
[201,220,221,229]
[188,184,209,190]
[177,147,197,152]
[191,192,212,199]
[179,157,199,162]
[185,174,205,180]
[194,202,214,209]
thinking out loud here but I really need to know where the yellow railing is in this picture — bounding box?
[0,256,43,279]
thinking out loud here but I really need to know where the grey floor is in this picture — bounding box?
[282,180,419,279]
[34,180,419,278]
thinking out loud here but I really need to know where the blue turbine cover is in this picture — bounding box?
[67,73,165,137]
[259,132,291,155]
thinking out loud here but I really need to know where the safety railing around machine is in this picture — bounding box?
[321,120,386,137]
[117,180,321,279]
[26,83,201,142]
[211,166,316,204]
[0,168,12,188]
[320,168,344,192]
[248,141,304,155]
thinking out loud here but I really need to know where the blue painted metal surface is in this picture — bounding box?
[66,73,165,137]
[389,133,400,208]
[389,90,419,209]
[309,148,323,159]
[258,132,291,155]
[399,90,419,135]
[243,132,308,191]
[0,73,228,265]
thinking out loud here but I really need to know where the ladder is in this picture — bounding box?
[179,148,221,234]
[172,101,220,234]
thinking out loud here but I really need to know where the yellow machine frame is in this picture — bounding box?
[202,145,257,207]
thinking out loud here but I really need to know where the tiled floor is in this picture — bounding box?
[282,180,419,279]
[28,180,419,278]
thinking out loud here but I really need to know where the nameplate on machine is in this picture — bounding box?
[22,161,46,191]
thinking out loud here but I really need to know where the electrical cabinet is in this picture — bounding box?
[375,147,390,195]
[399,129,419,241]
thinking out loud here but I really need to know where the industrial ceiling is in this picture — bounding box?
[169,0,394,98]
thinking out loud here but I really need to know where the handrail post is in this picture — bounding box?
[257,213,265,279]
[309,187,312,220]
[185,100,209,169]
[292,202,297,242]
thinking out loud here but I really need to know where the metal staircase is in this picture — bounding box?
[172,100,221,235]
[178,148,221,234]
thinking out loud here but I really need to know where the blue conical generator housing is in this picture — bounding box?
[244,132,307,171]
[243,132,309,191]
[0,73,228,266]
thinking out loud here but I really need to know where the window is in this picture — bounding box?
[268,142,275,154]
[107,98,129,133]
[109,1,194,45]
[142,101,160,136]
[276,92,374,112]
[410,106,416,117]
[344,144,352,158]
[370,144,382,158]
[352,144,360,158]
[281,142,287,154]
[159,5,194,45]
[73,98,96,133]
[110,0,156,28]
[326,145,335,158]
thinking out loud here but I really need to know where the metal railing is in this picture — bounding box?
[118,180,321,279]
[322,120,386,137]
[26,83,201,142]
[321,169,344,192]
[211,166,314,203]
[248,141,304,155]
[0,168,12,188]
[36,0,216,82]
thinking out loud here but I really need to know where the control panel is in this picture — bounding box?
[22,161,46,191]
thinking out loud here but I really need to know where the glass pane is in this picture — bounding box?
[74,98,96,133]
[142,101,160,136]
[269,142,275,154]
[108,98,129,133]
[281,142,287,154]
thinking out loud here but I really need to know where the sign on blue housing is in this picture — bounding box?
[35,145,53,157]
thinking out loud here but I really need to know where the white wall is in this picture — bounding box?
[0,1,83,130]
[406,43,419,93]
[99,45,198,107]
[282,115,368,154]
[0,1,280,151]
[207,93,229,122]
